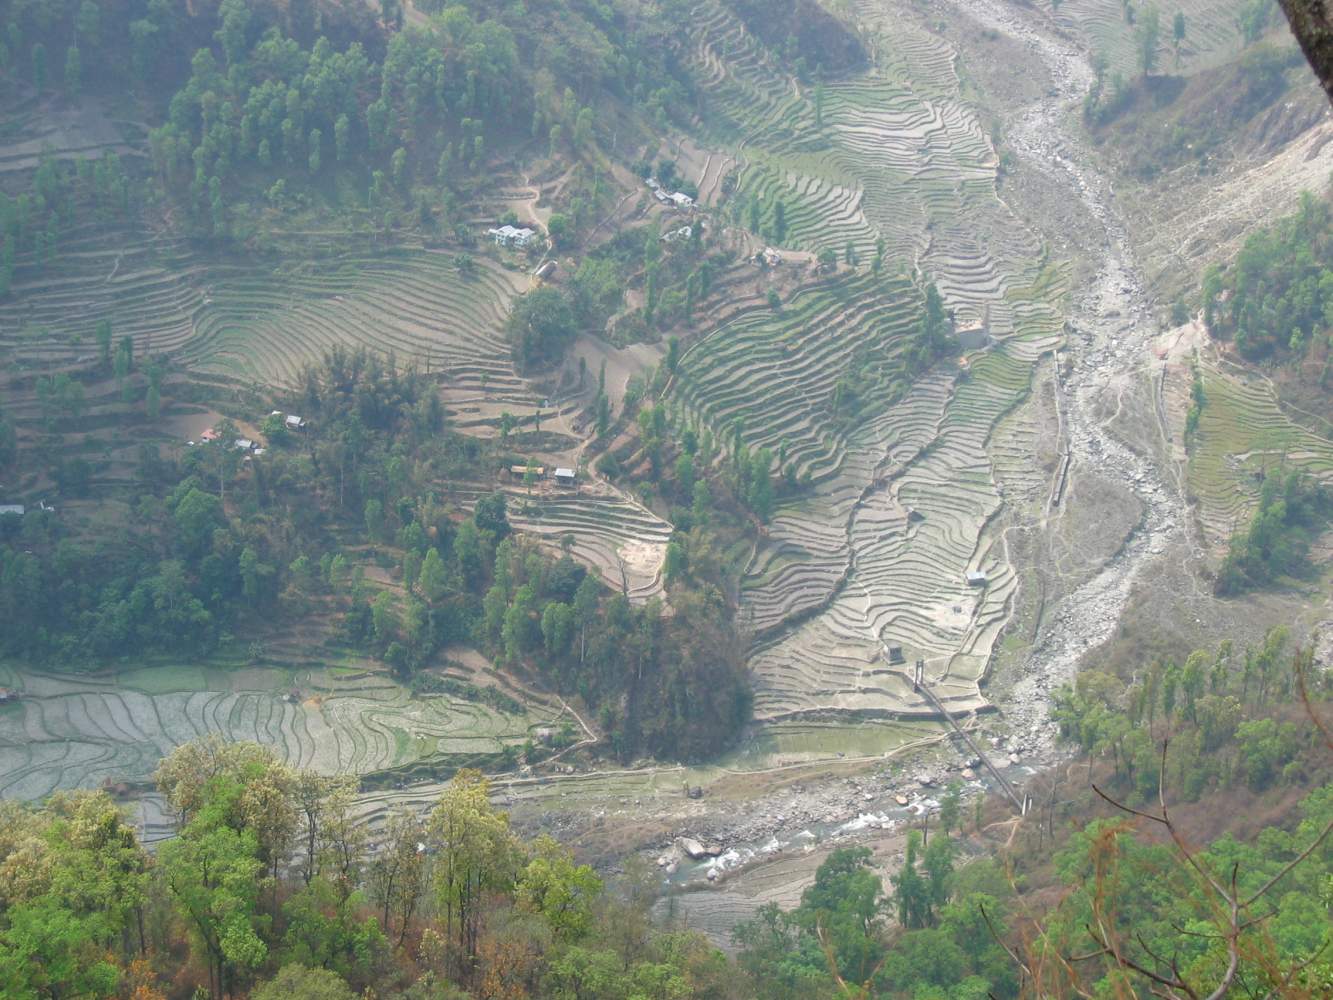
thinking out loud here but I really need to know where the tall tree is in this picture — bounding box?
[428,770,521,982]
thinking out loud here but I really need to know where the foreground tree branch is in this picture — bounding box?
[1279,1,1333,104]
[1065,659,1333,999]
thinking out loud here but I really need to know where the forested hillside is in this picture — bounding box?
[1,0,692,249]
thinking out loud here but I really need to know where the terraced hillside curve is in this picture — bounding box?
[680,0,1066,723]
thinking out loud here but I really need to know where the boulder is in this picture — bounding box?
[676,837,721,861]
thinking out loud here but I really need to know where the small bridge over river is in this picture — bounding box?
[885,646,1031,816]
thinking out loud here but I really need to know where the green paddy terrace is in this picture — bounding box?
[0,652,565,805]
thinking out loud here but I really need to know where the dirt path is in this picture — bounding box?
[942,0,1188,752]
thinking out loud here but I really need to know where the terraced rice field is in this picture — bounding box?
[0,226,204,366]
[0,226,538,418]
[1188,359,1333,546]
[681,0,1066,722]
[0,661,561,802]
[454,483,672,602]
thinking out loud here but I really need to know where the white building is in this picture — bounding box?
[670,192,694,210]
[488,225,536,248]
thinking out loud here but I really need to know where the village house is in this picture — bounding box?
[553,467,578,487]
[670,191,694,210]
[285,414,305,430]
[488,224,536,248]
[0,505,24,518]
[966,570,987,587]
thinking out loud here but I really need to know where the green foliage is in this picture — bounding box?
[1184,359,1205,439]
[252,964,357,1000]
[1040,783,1333,998]
[0,792,147,1000]
[0,0,684,235]
[736,841,1016,999]
[1216,469,1331,594]
[1204,191,1333,362]
[1237,0,1273,45]
[157,802,268,997]
[1135,5,1160,76]
[509,286,576,371]
[1053,628,1327,802]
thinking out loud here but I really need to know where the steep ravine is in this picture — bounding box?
[942,0,1186,750]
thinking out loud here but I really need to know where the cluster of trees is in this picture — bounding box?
[1028,622,1333,997]
[1215,469,1330,595]
[0,741,741,1000]
[2,341,751,761]
[507,287,577,373]
[0,463,281,660]
[1203,191,1333,362]
[508,210,724,378]
[468,530,749,760]
[148,3,524,233]
[1053,627,1326,801]
[0,345,454,663]
[6,1,696,238]
[734,839,1017,998]
[1031,782,1332,997]
[1,0,378,99]
[0,150,131,295]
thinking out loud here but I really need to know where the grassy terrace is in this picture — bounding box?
[1053,0,1247,75]
[0,224,204,365]
[0,659,561,802]
[676,271,922,483]
[176,248,525,390]
[1188,359,1333,546]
